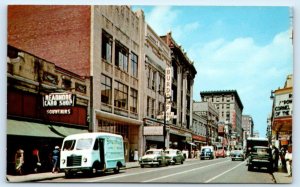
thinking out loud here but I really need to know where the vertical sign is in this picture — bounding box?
[165,67,172,121]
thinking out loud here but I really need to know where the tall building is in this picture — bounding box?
[142,24,171,151]
[160,32,197,151]
[270,74,293,147]
[193,101,219,146]
[8,5,146,162]
[200,90,244,148]
[242,115,254,137]
[242,115,254,149]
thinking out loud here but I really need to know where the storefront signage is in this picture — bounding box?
[144,126,163,136]
[165,67,172,121]
[43,93,75,107]
[42,93,75,115]
[170,128,192,138]
[165,67,172,99]
[274,93,293,118]
[192,135,206,142]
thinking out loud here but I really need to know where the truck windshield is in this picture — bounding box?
[62,140,75,151]
[76,138,93,150]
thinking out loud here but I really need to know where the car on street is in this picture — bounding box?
[200,146,214,160]
[248,146,273,172]
[165,149,185,165]
[215,146,226,158]
[231,150,245,161]
[139,149,169,168]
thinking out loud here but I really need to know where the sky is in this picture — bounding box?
[133,6,293,138]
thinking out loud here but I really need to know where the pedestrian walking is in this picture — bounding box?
[280,146,287,169]
[134,149,138,162]
[52,146,60,173]
[285,144,292,177]
[272,145,279,171]
[32,147,41,173]
[15,148,24,175]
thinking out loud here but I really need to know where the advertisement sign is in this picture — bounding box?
[42,93,75,115]
[144,126,163,136]
[274,93,293,118]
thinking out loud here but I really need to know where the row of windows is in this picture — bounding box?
[102,30,138,78]
[204,96,234,103]
[146,97,164,117]
[146,65,165,93]
[101,74,138,113]
[216,104,230,109]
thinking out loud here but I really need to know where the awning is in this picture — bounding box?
[50,125,88,137]
[188,142,197,146]
[7,119,87,138]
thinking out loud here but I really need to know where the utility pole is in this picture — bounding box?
[163,94,167,149]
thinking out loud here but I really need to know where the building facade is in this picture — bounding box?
[242,115,254,149]
[142,24,171,151]
[193,101,219,146]
[8,5,146,162]
[200,90,244,149]
[161,32,197,151]
[7,46,90,174]
[270,74,293,148]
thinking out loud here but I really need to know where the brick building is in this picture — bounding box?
[8,5,145,163]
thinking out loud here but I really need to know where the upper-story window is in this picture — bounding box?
[115,41,128,72]
[101,74,112,105]
[102,30,112,63]
[130,88,138,113]
[131,52,138,78]
[62,79,71,90]
[158,73,164,95]
[114,81,128,109]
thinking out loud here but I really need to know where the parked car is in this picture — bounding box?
[248,146,273,172]
[231,150,245,161]
[200,146,214,160]
[165,149,185,165]
[139,149,169,168]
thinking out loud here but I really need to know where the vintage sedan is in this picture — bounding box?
[165,149,185,165]
[231,150,245,161]
[248,146,273,172]
[139,149,169,168]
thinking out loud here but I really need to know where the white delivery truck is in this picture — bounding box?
[60,132,126,177]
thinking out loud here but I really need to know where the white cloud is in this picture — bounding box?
[146,6,179,35]
[146,7,200,41]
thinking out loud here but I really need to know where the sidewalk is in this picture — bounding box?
[272,167,292,184]
[6,161,140,182]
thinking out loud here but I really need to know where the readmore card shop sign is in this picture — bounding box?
[42,93,75,115]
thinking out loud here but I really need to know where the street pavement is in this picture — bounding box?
[6,158,292,183]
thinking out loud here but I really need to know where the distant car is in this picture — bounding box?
[215,147,226,158]
[139,149,169,168]
[200,146,214,160]
[165,149,185,165]
[248,146,273,172]
[231,150,245,161]
[226,150,231,157]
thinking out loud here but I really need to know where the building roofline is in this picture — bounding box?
[200,90,244,110]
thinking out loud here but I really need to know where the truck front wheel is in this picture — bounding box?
[114,165,120,173]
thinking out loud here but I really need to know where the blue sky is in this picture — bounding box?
[133,6,293,137]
